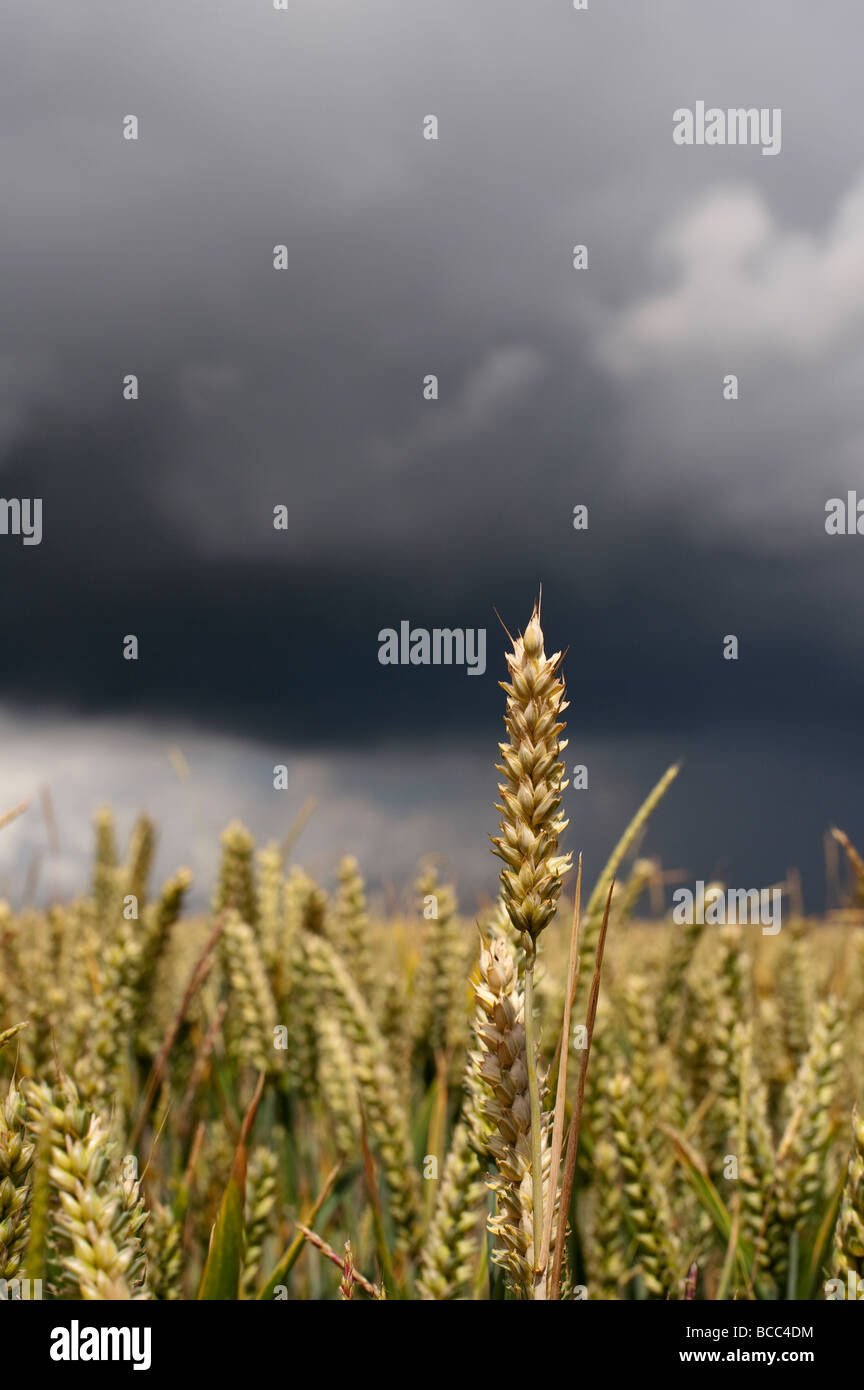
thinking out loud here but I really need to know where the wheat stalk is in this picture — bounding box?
[490,602,571,1296]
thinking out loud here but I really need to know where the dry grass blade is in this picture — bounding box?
[358,1110,400,1298]
[177,1001,229,1134]
[584,765,679,922]
[539,854,582,1281]
[257,1163,342,1300]
[0,800,29,832]
[282,797,317,860]
[129,912,226,1151]
[296,1223,381,1298]
[831,826,864,901]
[0,1020,29,1050]
[550,877,614,1300]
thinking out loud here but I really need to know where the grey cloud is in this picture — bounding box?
[368,345,547,468]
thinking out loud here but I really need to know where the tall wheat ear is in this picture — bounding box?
[486,602,572,1298]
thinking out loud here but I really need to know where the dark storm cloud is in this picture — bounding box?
[2,0,864,906]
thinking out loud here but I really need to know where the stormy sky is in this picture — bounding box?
[2,0,864,911]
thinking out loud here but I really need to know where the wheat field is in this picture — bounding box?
[1,607,863,1302]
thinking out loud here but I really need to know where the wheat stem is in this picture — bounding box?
[523,949,545,1297]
